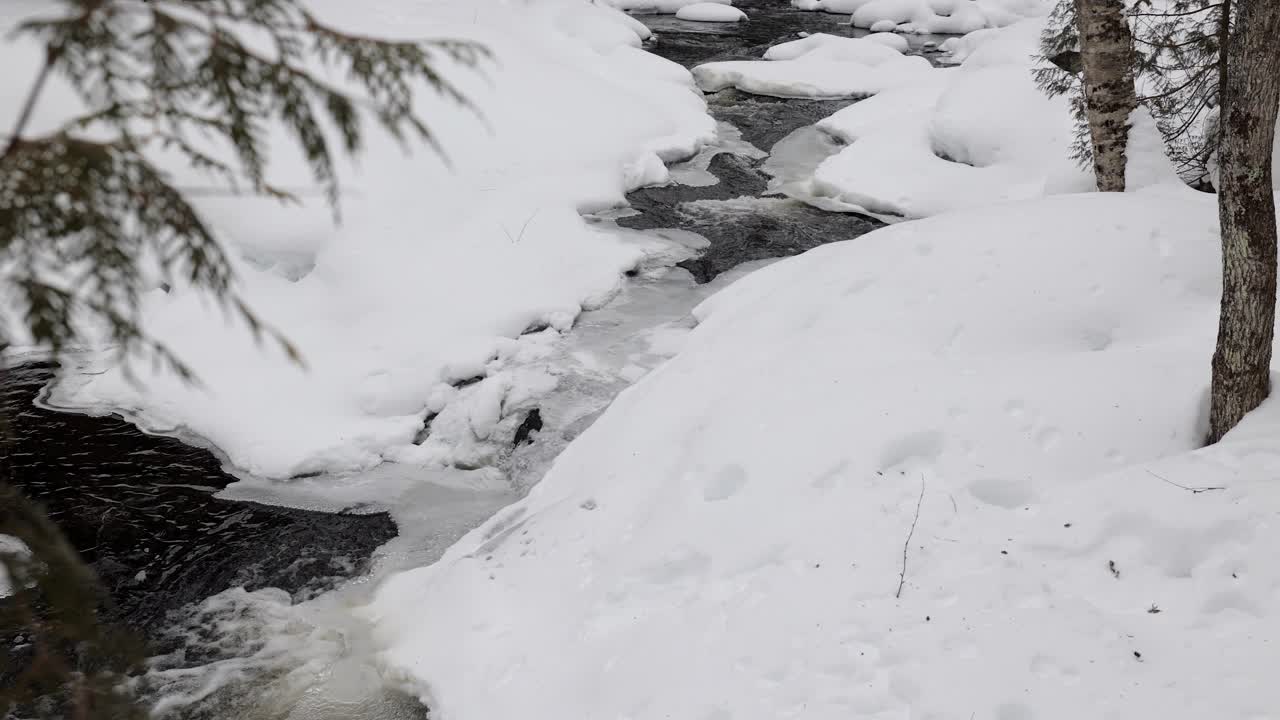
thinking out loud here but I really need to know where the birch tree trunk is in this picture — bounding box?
[1208,0,1280,444]
[1073,0,1137,191]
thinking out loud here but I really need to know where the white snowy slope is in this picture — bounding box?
[675,3,748,22]
[792,0,1049,34]
[796,19,1097,217]
[5,0,716,478]
[365,185,1280,720]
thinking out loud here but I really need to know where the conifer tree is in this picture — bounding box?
[0,1,486,715]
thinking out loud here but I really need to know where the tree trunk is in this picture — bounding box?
[1073,0,1137,191]
[1208,0,1280,444]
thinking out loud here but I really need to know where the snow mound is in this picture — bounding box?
[605,0,730,14]
[938,26,1001,63]
[792,0,1051,33]
[694,34,932,98]
[25,0,716,479]
[862,31,910,52]
[675,3,746,21]
[364,188,1280,720]
[798,18,1109,217]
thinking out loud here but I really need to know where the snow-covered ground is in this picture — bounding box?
[6,0,717,479]
[364,184,1280,720]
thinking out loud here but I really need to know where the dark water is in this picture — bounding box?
[1,362,396,640]
[625,0,898,282]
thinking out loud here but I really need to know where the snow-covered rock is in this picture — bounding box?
[694,34,932,98]
[793,0,1051,34]
[365,185,1280,720]
[862,31,910,51]
[675,2,746,22]
[605,0,730,14]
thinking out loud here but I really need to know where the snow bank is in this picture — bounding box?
[9,0,716,478]
[793,0,1050,34]
[694,34,931,98]
[365,186,1280,720]
[604,0,731,14]
[796,19,1107,217]
[675,3,747,22]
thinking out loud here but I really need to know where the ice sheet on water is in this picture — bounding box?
[668,121,767,188]
[760,123,846,193]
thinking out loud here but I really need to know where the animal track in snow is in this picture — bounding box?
[967,476,1036,509]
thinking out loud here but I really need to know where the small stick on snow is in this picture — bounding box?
[896,475,926,599]
[1145,470,1225,494]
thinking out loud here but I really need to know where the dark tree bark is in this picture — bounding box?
[1073,0,1138,191]
[1208,0,1280,444]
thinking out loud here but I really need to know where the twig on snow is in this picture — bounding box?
[1145,470,1225,495]
[896,475,926,599]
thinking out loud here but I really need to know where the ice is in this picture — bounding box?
[668,121,768,187]
[674,3,747,22]
[364,184,1280,720]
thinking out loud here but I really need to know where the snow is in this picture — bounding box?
[674,3,747,22]
[862,31,911,52]
[364,185,1280,720]
[9,1,1273,718]
[12,0,716,479]
[692,18,1107,218]
[792,0,1051,33]
[694,34,932,98]
[604,0,731,14]
[0,534,29,599]
[939,26,1002,63]
[783,19,1095,216]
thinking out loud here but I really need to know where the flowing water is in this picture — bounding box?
[3,2,938,716]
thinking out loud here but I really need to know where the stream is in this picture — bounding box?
[3,2,940,717]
